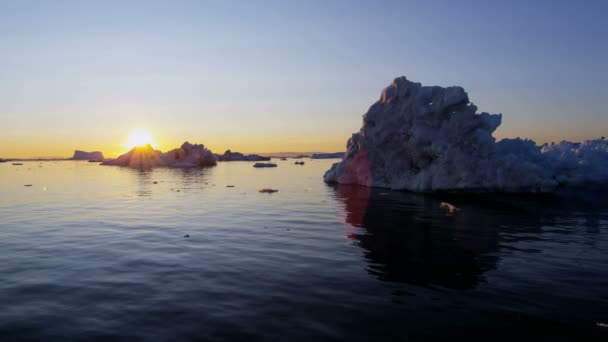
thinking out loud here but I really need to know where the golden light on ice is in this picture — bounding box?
[126,129,157,149]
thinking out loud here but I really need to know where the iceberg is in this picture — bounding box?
[253,162,277,168]
[216,150,270,162]
[102,142,217,169]
[310,152,344,159]
[324,76,608,192]
[72,150,104,161]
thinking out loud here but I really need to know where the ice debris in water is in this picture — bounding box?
[440,202,459,214]
[258,189,278,193]
[324,76,608,192]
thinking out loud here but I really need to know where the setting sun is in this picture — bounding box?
[126,129,157,149]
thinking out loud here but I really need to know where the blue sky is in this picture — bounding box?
[0,0,606,157]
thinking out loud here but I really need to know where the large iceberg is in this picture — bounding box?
[324,76,608,192]
[102,142,217,169]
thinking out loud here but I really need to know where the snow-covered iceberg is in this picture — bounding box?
[324,76,608,192]
[102,142,217,169]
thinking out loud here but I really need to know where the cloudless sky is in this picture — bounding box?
[1,0,606,157]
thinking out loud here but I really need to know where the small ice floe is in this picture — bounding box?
[24,184,32,187]
[258,188,278,193]
[13,163,23,166]
[153,181,158,184]
[440,202,460,214]
[294,161,305,165]
[253,163,277,168]
[226,185,235,187]
[184,234,190,238]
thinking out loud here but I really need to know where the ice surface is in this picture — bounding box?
[324,77,608,192]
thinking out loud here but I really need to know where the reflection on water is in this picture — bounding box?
[334,185,608,289]
[0,161,607,340]
[334,185,499,289]
[333,185,608,339]
[125,166,215,197]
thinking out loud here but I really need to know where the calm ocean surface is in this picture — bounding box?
[0,160,607,341]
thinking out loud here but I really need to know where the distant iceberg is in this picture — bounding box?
[311,152,344,159]
[324,76,608,192]
[216,150,270,162]
[102,142,216,169]
[72,150,104,161]
[253,162,277,168]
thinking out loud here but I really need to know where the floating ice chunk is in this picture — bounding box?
[253,163,277,168]
[440,202,459,214]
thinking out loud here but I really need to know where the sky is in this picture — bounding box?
[0,0,606,158]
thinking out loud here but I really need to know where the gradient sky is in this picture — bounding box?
[1,0,606,158]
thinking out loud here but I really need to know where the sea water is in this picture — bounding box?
[0,160,606,340]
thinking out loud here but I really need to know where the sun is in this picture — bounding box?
[126,129,157,149]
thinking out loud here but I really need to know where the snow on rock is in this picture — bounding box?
[73,150,104,161]
[324,76,608,192]
[216,150,270,161]
[102,142,217,168]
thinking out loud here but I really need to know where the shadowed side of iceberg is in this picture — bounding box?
[102,142,217,169]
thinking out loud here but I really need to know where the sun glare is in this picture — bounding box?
[126,129,157,149]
